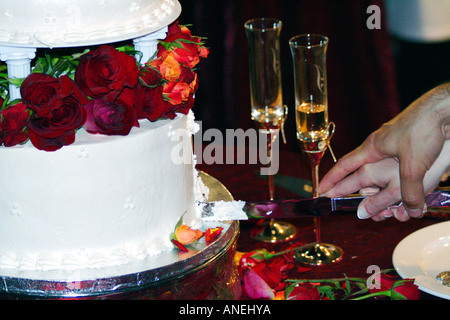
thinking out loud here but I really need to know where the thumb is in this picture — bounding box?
[399,165,427,218]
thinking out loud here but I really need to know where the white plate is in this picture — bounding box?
[393,220,450,299]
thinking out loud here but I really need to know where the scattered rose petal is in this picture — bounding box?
[174,224,203,245]
[171,239,188,252]
[286,284,321,300]
[243,268,275,299]
[205,227,223,243]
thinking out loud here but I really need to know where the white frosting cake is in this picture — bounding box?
[0,112,207,274]
[0,1,243,286]
[0,0,181,47]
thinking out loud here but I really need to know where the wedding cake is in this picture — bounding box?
[0,0,213,281]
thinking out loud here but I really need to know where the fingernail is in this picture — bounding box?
[359,187,380,196]
[357,206,370,219]
[383,210,393,218]
[408,204,427,218]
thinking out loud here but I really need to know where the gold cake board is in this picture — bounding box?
[0,172,240,299]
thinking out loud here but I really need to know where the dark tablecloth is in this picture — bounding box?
[196,144,447,300]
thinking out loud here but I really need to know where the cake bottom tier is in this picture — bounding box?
[0,221,240,300]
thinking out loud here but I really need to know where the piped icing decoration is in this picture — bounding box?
[0,0,180,47]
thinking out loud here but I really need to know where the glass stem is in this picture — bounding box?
[267,132,275,229]
[308,151,324,245]
[267,131,275,201]
[312,162,321,244]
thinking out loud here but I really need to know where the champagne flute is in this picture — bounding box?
[289,34,343,264]
[245,18,296,242]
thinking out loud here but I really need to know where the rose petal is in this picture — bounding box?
[174,224,203,245]
[243,268,275,299]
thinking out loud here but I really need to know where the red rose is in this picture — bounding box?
[171,92,195,116]
[0,102,30,147]
[114,86,139,122]
[136,84,165,122]
[20,73,66,118]
[83,98,137,136]
[163,81,192,106]
[157,102,176,120]
[180,66,197,84]
[369,274,420,300]
[139,64,162,88]
[75,45,140,101]
[166,21,186,37]
[286,284,321,300]
[22,74,88,151]
[158,22,209,68]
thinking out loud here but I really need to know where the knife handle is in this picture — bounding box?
[426,189,450,208]
[333,190,450,212]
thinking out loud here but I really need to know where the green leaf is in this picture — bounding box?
[283,283,296,299]
[7,77,24,88]
[343,274,352,296]
[317,285,336,300]
[157,40,171,50]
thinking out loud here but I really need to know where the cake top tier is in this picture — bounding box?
[0,0,181,48]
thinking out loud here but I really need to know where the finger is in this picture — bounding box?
[320,169,370,197]
[371,208,394,222]
[389,204,412,221]
[321,158,397,198]
[317,147,370,194]
[356,186,402,219]
[318,138,385,194]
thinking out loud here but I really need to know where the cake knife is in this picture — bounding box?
[200,189,450,221]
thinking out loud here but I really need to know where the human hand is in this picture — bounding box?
[320,140,449,221]
[318,83,450,218]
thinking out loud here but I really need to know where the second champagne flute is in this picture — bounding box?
[289,34,343,264]
[244,18,296,242]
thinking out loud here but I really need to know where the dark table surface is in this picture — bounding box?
[196,144,448,300]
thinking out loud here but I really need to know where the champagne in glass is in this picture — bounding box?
[252,106,286,132]
[245,18,296,242]
[296,102,329,152]
[289,34,343,264]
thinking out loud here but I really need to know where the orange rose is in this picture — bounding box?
[150,51,181,82]
[163,82,191,105]
[174,224,203,245]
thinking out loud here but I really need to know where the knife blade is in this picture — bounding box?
[200,190,450,221]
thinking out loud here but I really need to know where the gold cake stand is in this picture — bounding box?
[0,171,241,300]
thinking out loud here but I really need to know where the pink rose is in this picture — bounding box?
[83,98,137,135]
